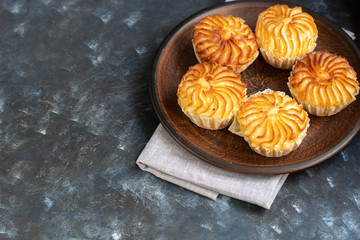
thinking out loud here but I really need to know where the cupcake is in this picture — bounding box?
[229,89,310,157]
[177,62,247,130]
[288,51,359,116]
[255,4,318,69]
[192,15,259,73]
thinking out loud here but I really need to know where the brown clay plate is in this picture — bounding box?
[150,1,360,174]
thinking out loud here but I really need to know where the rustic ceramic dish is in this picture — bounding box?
[150,1,360,174]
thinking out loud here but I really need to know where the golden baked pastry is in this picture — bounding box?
[192,15,259,73]
[255,4,318,69]
[177,62,247,130]
[229,89,310,157]
[288,51,359,116]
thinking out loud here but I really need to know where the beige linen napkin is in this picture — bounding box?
[136,124,288,209]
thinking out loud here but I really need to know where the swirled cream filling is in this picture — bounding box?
[193,15,258,72]
[255,4,318,59]
[235,90,309,151]
[177,62,247,120]
[289,51,359,109]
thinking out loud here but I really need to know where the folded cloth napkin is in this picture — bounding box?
[136,124,288,209]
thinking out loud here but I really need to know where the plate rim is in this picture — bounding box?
[149,0,360,175]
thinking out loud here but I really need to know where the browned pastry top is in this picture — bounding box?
[255,4,318,58]
[235,90,309,151]
[193,15,258,72]
[289,51,359,109]
[177,62,246,120]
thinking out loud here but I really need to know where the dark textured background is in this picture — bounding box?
[0,0,359,239]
